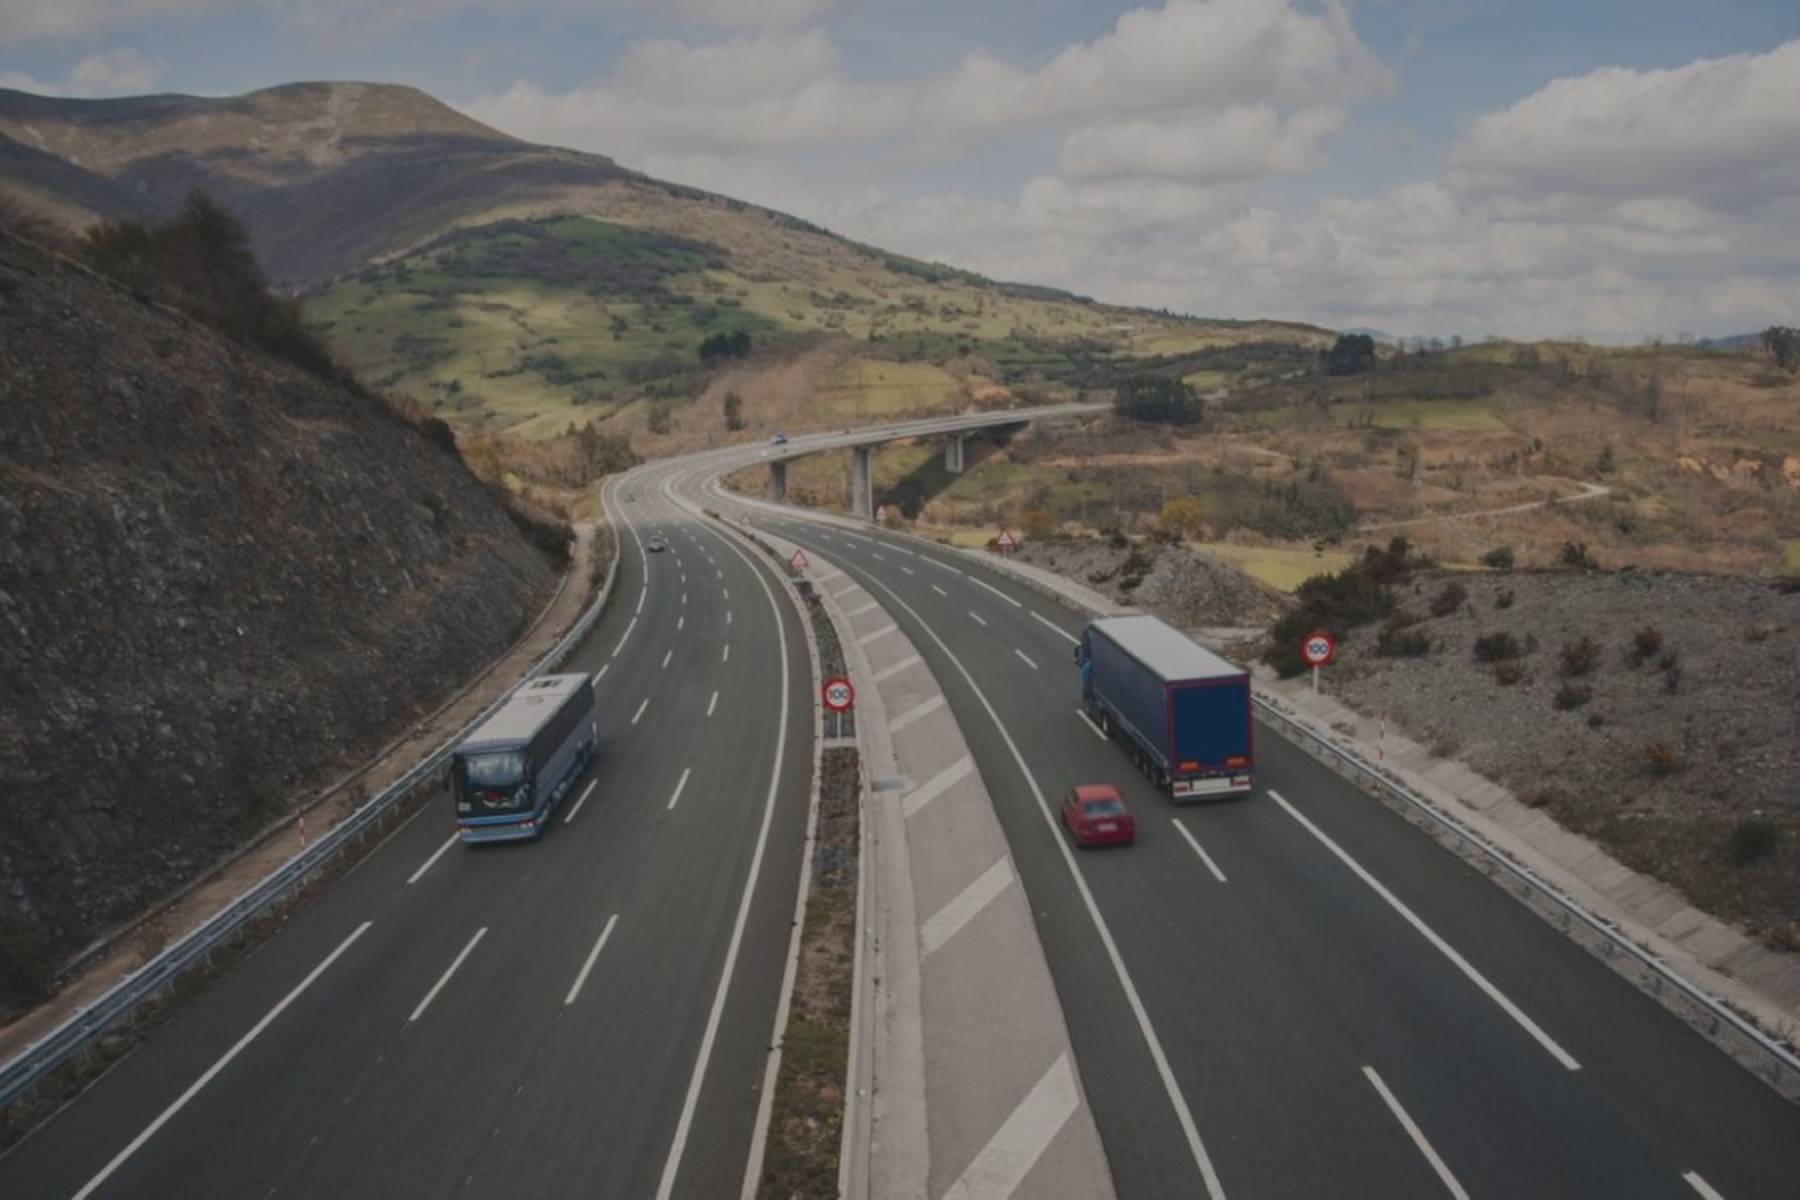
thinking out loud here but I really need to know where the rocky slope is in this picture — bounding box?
[0,229,556,1012]
[1013,537,1284,629]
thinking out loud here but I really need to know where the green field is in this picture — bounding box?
[1189,542,1353,591]
[1784,540,1800,571]
[818,359,966,418]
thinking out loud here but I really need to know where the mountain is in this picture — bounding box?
[0,226,558,1012]
[0,81,1333,441]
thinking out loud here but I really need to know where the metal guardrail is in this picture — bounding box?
[0,480,627,1113]
[1248,692,1800,1100]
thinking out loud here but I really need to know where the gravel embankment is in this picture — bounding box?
[1013,538,1284,628]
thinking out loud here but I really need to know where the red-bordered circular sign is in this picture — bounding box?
[822,677,856,712]
[1300,629,1336,667]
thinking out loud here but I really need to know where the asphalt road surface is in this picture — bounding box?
[0,464,813,1200]
[691,466,1800,1200]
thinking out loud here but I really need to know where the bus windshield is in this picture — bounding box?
[461,751,526,790]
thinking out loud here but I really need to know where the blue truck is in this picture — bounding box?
[1075,615,1254,799]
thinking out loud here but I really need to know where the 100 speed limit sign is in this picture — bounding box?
[1300,630,1336,667]
[822,677,855,712]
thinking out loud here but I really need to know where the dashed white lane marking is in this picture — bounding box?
[724,587,730,600]
[903,756,973,819]
[716,568,724,579]
[970,576,1023,607]
[593,664,609,684]
[667,766,693,811]
[613,615,638,657]
[1075,710,1107,741]
[408,833,459,884]
[72,922,374,1200]
[722,643,731,662]
[678,615,685,631]
[889,694,946,733]
[632,698,650,725]
[931,584,948,596]
[858,623,899,647]
[410,927,487,1022]
[1172,820,1228,884]
[900,566,916,576]
[727,610,733,625]
[920,858,1014,957]
[1362,1066,1470,1200]
[564,914,620,1005]
[682,592,687,605]
[1683,1171,1726,1200]
[662,649,673,669]
[1032,611,1080,645]
[873,553,887,562]
[968,611,988,627]
[845,600,881,618]
[1270,789,1580,1071]
[872,654,923,684]
[939,1054,1080,1200]
[565,779,597,824]
[1014,648,1038,670]
[707,690,719,717]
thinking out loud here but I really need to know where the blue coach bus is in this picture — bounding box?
[452,673,597,843]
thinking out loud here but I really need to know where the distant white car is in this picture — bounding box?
[770,432,789,445]
[647,535,669,552]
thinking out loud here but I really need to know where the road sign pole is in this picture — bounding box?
[1312,664,1319,696]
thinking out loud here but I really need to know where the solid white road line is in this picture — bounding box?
[593,664,609,684]
[845,600,881,618]
[407,833,459,885]
[848,569,1227,1199]
[565,779,598,825]
[872,654,923,684]
[921,858,1014,957]
[1172,820,1228,883]
[636,588,645,615]
[1362,1066,1470,1200]
[858,624,899,647]
[931,584,948,596]
[657,500,796,1200]
[903,756,974,819]
[632,698,650,725]
[889,694,946,733]
[564,914,620,1006]
[707,690,719,717]
[410,927,488,1022]
[1683,1171,1726,1200]
[667,767,693,811]
[722,643,731,662]
[971,576,1023,607]
[1014,649,1038,670]
[968,611,988,627]
[613,615,638,657]
[1269,790,1580,1071]
[73,922,374,1200]
[1075,710,1107,741]
[923,557,961,574]
[662,649,673,669]
[939,1054,1079,1200]
[1032,611,1081,645]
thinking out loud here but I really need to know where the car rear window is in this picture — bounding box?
[1083,799,1127,817]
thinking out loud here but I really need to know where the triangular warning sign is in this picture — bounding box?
[995,528,1018,550]
[789,548,809,570]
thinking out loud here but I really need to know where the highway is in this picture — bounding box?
[0,465,814,1199]
[681,459,1800,1200]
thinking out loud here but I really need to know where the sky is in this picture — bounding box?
[2,1,1797,342]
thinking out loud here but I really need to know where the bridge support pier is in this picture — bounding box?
[849,446,873,520]
[945,434,967,474]
[768,459,788,503]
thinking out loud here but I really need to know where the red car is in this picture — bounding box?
[1060,784,1135,847]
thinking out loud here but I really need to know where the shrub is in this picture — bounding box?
[1528,788,1569,809]
[1586,712,1606,728]
[1744,622,1778,643]
[1494,588,1515,610]
[1632,625,1663,662]
[1481,545,1515,570]
[1494,661,1526,686]
[1658,648,1679,672]
[1727,818,1780,867]
[1472,631,1522,662]
[1377,625,1433,657]
[1263,537,1419,677]
[1430,580,1468,617]
[1554,683,1591,710]
[1559,637,1601,677]
[1646,739,1685,775]
[1559,541,1600,570]
[1664,666,1682,694]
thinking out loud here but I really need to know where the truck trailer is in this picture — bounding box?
[1075,615,1254,799]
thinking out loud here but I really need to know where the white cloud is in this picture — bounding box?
[273,0,837,44]
[0,47,163,96]
[1060,105,1344,182]
[1452,39,1800,206]
[0,0,231,46]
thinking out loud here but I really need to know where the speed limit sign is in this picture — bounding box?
[822,677,855,712]
[1300,630,1336,668]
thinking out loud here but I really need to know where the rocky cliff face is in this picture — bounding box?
[0,230,557,1011]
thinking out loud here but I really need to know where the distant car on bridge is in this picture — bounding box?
[770,431,789,445]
